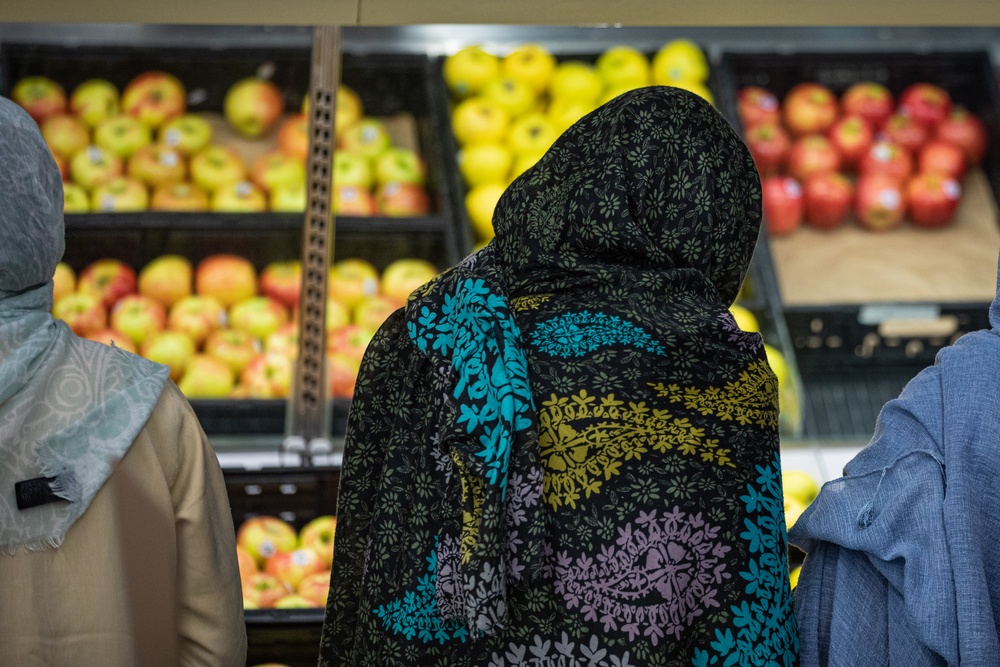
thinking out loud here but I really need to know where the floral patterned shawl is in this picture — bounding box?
[320,87,799,666]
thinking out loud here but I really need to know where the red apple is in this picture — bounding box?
[328,258,380,310]
[782,83,838,136]
[168,294,226,346]
[803,172,854,230]
[918,139,967,180]
[265,547,327,592]
[94,114,153,158]
[786,135,841,183]
[744,121,790,176]
[380,258,439,308]
[77,258,137,309]
[856,173,906,231]
[84,328,138,354]
[224,78,285,139]
[53,292,107,338]
[195,254,258,309]
[240,352,294,398]
[298,515,337,567]
[137,254,193,309]
[276,113,309,162]
[352,294,398,332]
[141,330,196,381]
[859,140,913,183]
[827,115,874,168]
[52,262,76,303]
[41,114,90,159]
[297,570,332,607]
[881,113,929,156]
[934,106,987,166]
[127,144,186,188]
[150,182,210,212]
[375,181,431,217]
[53,152,69,183]
[840,82,894,129]
[237,515,299,568]
[259,260,302,310]
[110,294,167,348]
[229,296,290,343]
[328,353,361,399]
[12,76,67,125]
[204,328,261,376]
[328,323,376,362]
[69,79,120,129]
[737,86,781,129]
[761,176,804,236]
[121,71,187,129]
[178,354,235,398]
[90,177,149,212]
[898,83,952,129]
[906,172,962,229]
[237,545,258,584]
[333,184,378,217]
[242,573,289,609]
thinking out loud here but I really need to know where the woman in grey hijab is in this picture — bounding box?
[0,96,246,665]
[790,250,1000,666]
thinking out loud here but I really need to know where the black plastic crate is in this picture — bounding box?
[716,50,1000,376]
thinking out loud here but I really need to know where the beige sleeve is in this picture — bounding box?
[161,382,248,666]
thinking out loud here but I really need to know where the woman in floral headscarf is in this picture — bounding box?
[320,86,799,666]
[0,96,245,665]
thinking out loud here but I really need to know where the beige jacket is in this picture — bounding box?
[0,381,247,666]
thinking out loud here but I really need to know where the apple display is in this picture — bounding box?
[782,469,820,506]
[224,77,285,139]
[333,184,377,217]
[205,328,261,376]
[898,82,952,129]
[274,594,317,609]
[373,147,426,187]
[450,97,509,147]
[881,113,929,156]
[240,352,294,398]
[297,570,333,607]
[265,322,299,358]
[786,135,842,183]
[594,45,650,90]
[328,324,376,362]
[270,181,307,212]
[840,81,894,129]
[141,330,196,381]
[298,515,337,567]
[761,176,804,236]
[782,82,838,136]
[69,79,120,129]
[83,328,138,354]
[328,353,361,399]
[353,294,398,332]
[63,183,90,213]
[250,152,306,195]
[157,113,213,156]
[736,86,781,129]
[651,38,709,86]
[918,140,967,180]
[195,254,258,308]
[109,294,167,348]
[442,45,501,99]
[334,85,365,138]
[547,96,594,135]
[328,258,380,310]
[380,258,440,308]
[237,545,258,584]
[458,142,512,188]
[265,547,327,592]
[90,177,149,212]
[52,292,107,338]
[481,76,537,120]
[784,496,808,533]
[332,150,374,189]
[121,71,187,129]
[906,172,962,229]
[744,121,790,177]
[855,173,906,231]
[190,145,248,193]
[375,181,431,217]
[242,573,290,609]
[803,172,854,230]
[211,180,268,213]
[465,182,506,241]
[549,61,604,106]
[859,140,914,183]
[52,151,69,182]
[259,260,303,309]
[69,146,124,191]
[94,114,153,159]
[41,114,90,159]
[150,182,210,212]
[11,76,67,125]
[826,115,874,168]
[127,144,186,188]
[935,106,987,166]
[52,262,76,303]
[77,258,137,309]
[501,43,557,95]
[229,296,290,343]
[506,112,559,158]
[168,294,226,346]
[276,113,309,162]
[178,354,235,399]
[137,254,193,309]
[339,118,393,161]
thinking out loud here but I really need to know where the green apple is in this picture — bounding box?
[168,294,226,346]
[230,295,290,343]
[338,118,392,161]
[210,180,267,213]
[250,151,306,194]
[458,142,512,188]
[224,77,285,139]
[109,294,167,348]
[443,45,501,98]
[91,177,149,212]
[63,182,91,213]
[121,71,186,130]
[299,515,337,567]
[550,61,604,105]
[158,113,213,156]
[595,45,651,91]
[69,79,120,129]
[178,354,235,398]
[94,114,152,158]
[41,114,90,159]
[190,145,247,193]
[501,43,557,95]
[451,97,508,146]
[332,151,374,189]
[270,182,306,212]
[372,147,426,186]
[506,112,559,157]
[141,330,196,382]
[70,145,124,190]
[481,77,537,119]
[12,76,67,125]
[651,38,710,86]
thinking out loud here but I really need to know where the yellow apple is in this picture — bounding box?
[335,85,364,138]
[328,258,380,310]
[195,254,258,309]
[506,112,559,158]
[205,328,261,376]
[443,45,501,98]
[158,113,213,156]
[265,547,327,592]
[501,43,556,95]
[224,77,285,139]
[141,330,196,382]
[90,177,149,212]
[297,570,332,607]
[190,145,247,193]
[69,145,124,191]
[671,79,714,105]
[299,515,336,567]
[63,183,90,213]
[110,294,167,348]
[783,496,808,533]
[178,354,235,398]
[229,296,290,343]
[782,469,820,506]
[41,113,90,160]
[211,180,267,213]
[547,96,595,135]
[451,96,509,146]
[458,142,513,188]
[465,182,506,241]
[241,572,288,609]
[550,61,604,106]
[510,149,547,181]
[481,77,537,120]
[240,351,295,399]
[595,45,651,91]
[138,254,193,309]
[168,294,226,346]
[652,39,710,85]
[237,515,298,568]
[380,258,439,308]
[52,262,76,303]
[69,79,120,129]
[729,304,760,333]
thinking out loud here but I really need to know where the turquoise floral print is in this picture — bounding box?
[531,311,666,358]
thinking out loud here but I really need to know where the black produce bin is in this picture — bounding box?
[2,42,465,436]
[716,50,1000,438]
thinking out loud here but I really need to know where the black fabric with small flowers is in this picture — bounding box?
[319,86,799,667]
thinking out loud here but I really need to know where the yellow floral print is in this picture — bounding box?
[512,294,552,311]
[451,451,485,564]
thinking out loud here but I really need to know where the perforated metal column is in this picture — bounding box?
[284,26,341,461]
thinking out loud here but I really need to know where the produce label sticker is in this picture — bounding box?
[858,304,941,325]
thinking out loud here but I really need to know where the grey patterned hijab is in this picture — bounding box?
[0,97,168,554]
